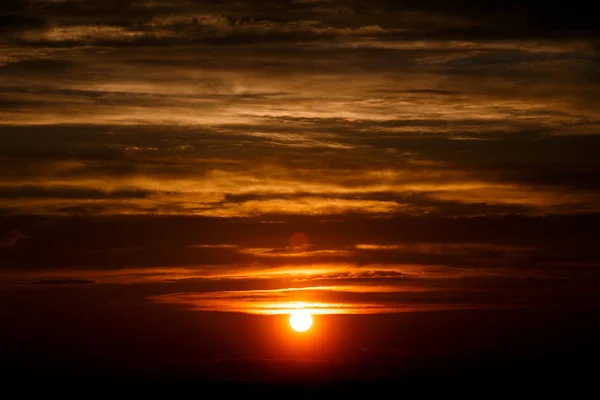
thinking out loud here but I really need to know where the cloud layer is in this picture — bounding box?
[1,1,599,218]
[1,1,600,320]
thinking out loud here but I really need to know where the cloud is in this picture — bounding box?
[2,213,600,272]
[147,264,600,314]
[0,122,598,217]
[2,213,599,320]
[29,278,95,285]
[0,228,27,248]
[0,3,599,381]
[1,2,599,311]
[148,285,449,315]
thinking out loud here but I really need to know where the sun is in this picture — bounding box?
[289,309,313,332]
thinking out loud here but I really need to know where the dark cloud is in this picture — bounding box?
[1,214,600,274]
[0,1,597,54]
[0,186,153,200]
[29,278,95,285]
[0,228,27,248]
[0,14,47,35]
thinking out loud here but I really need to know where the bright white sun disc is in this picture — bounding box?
[289,310,313,332]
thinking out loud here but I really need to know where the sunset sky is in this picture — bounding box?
[1,0,600,383]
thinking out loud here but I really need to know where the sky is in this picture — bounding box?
[1,0,600,383]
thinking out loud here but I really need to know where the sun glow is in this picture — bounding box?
[289,309,313,332]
